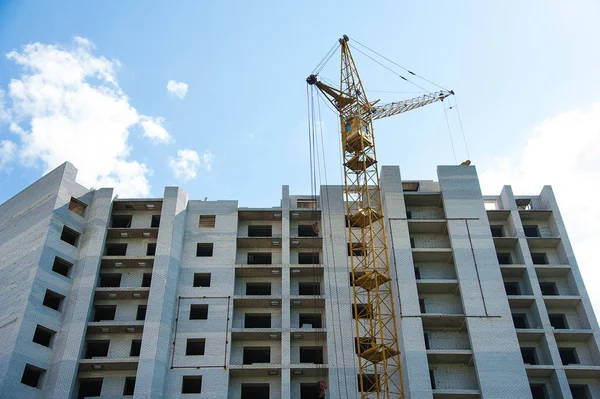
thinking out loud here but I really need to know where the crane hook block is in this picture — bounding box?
[306,74,318,85]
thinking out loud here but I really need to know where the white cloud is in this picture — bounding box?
[480,103,600,315]
[167,80,188,99]
[0,89,10,120]
[1,37,173,197]
[140,116,172,143]
[169,149,213,181]
[0,140,17,171]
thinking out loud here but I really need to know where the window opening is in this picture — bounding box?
[520,347,537,364]
[406,211,412,220]
[299,282,320,295]
[570,385,590,399]
[549,314,568,329]
[243,347,271,364]
[402,182,419,192]
[193,273,211,287]
[348,242,366,256]
[349,271,365,286]
[414,267,421,280]
[68,197,87,217]
[141,273,152,288]
[85,340,109,358]
[186,339,206,355]
[516,198,533,210]
[358,374,379,392]
[136,305,147,321]
[99,273,121,287]
[60,226,80,246]
[298,225,318,237]
[151,215,160,228]
[196,243,214,257]
[93,305,116,321]
[190,304,208,320]
[241,384,269,399]
[181,376,202,394]
[298,252,320,264]
[130,340,142,356]
[123,377,136,396]
[199,215,216,228]
[78,379,103,399]
[246,282,271,295]
[299,347,323,364]
[248,225,272,237]
[559,348,578,365]
[21,364,45,389]
[539,282,558,295]
[523,225,540,238]
[105,243,127,256]
[353,304,373,319]
[248,252,272,264]
[410,237,415,248]
[43,289,65,311]
[146,243,156,256]
[419,299,426,314]
[297,199,317,209]
[301,383,320,399]
[355,337,375,354]
[52,256,73,277]
[429,370,436,389]
[490,225,504,237]
[512,313,528,328]
[531,253,548,265]
[244,313,271,328]
[423,333,430,349]
[299,313,321,328]
[504,282,520,295]
[111,215,132,228]
[530,384,547,399]
[497,253,512,265]
[32,325,55,347]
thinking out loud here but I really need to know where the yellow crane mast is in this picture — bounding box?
[307,35,453,399]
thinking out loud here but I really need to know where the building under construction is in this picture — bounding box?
[0,161,599,399]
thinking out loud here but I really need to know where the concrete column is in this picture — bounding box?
[135,187,188,398]
[438,165,531,398]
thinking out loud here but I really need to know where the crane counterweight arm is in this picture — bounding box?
[370,90,454,120]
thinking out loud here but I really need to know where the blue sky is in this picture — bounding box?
[1,1,600,311]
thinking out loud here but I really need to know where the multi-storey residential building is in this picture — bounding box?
[0,161,598,399]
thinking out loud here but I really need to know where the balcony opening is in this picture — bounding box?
[349,271,366,286]
[123,377,136,396]
[512,313,529,329]
[516,198,533,210]
[299,282,320,295]
[301,383,320,399]
[193,273,211,287]
[196,243,214,257]
[68,197,87,217]
[299,313,321,328]
[298,252,320,264]
[523,225,540,238]
[504,282,521,295]
[298,225,318,237]
[414,267,421,280]
[348,242,366,257]
[21,364,44,389]
[539,282,558,295]
[559,348,578,365]
[43,289,65,311]
[141,273,152,288]
[570,385,591,399]
[78,379,103,399]
[490,225,504,237]
[99,273,122,288]
[248,225,272,237]
[151,215,160,228]
[93,305,116,321]
[358,373,379,392]
[105,243,127,256]
[85,340,110,358]
[146,243,156,256]
[299,347,323,364]
[112,215,132,228]
[297,199,317,209]
[190,304,208,320]
[181,376,202,394]
[245,313,271,328]
[60,226,80,246]
[241,384,269,399]
[243,347,270,364]
[497,253,512,265]
[130,340,141,356]
[51,256,73,277]
[199,214,216,228]
[136,305,147,321]
[549,314,568,329]
[32,325,55,347]
[520,347,538,364]
[355,337,376,354]
[186,338,206,355]
[531,253,548,265]
[248,252,272,265]
[246,282,271,295]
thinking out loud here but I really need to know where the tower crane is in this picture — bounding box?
[307,35,454,399]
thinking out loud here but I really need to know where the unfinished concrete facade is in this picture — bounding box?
[0,162,598,399]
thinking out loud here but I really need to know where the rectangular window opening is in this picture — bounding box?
[150,215,160,228]
[523,225,540,238]
[490,225,504,237]
[85,340,110,358]
[141,273,152,288]
[248,252,272,265]
[93,305,116,321]
[105,243,127,256]
[358,373,379,392]
[60,226,80,246]
[146,243,156,256]
[244,313,271,328]
[32,325,56,348]
[78,378,103,399]
[300,383,320,399]
[52,256,73,277]
[21,364,45,389]
[136,305,147,321]
[512,313,528,329]
[297,199,317,209]
[196,243,214,257]
[299,347,323,364]
[186,338,206,356]
[348,242,366,257]
[123,377,136,396]
[189,304,208,320]
[549,314,568,329]
[298,252,320,264]
[99,273,122,288]
[241,383,269,399]
[402,182,420,192]
[531,253,548,265]
[193,273,211,287]
[530,384,548,399]
[355,337,375,354]
[68,197,87,217]
[299,313,321,328]
[111,215,132,228]
[497,253,512,265]
[539,282,558,295]
[559,348,578,365]
[199,214,216,228]
[353,304,373,319]
[570,385,590,399]
[298,224,318,237]
[181,376,202,394]
[248,225,272,237]
[504,282,521,295]
[246,282,271,295]
[298,282,320,295]
[243,347,271,364]
[520,347,538,365]
[43,289,65,311]
[349,271,366,286]
[130,340,142,356]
